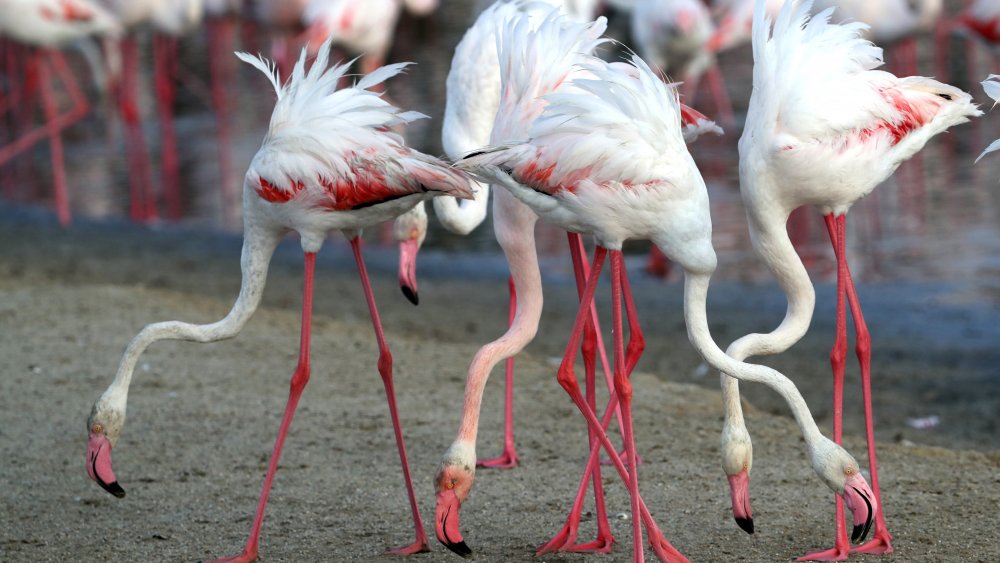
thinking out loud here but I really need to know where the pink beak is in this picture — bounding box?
[87,432,125,498]
[398,238,420,306]
[728,469,754,534]
[435,489,470,557]
[842,473,877,543]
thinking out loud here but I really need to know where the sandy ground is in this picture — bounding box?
[1,210,998,562]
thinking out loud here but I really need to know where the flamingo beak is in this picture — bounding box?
[728,468,754,534]
[435,489,471,557]
[398,238,419,306]
[87,432,125,498]
[842,473,876,543]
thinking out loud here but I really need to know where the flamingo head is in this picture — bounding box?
[722,426,754,534]
[434,442,476,558]
[394,204,428,306]
[85,393,127,498]
[812,439,877,543]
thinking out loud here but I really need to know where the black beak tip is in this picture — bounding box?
[735,516,755,535]
[99,479,126,498]
[444,540,472,558]
[401,285,419,306]
[852,517,873,544]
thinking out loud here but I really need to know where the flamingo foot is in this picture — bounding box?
[535,522,579,556]
[203,549,258,563]
[851,529,893,555]
[476,449,519,469]
[385,538,431,555]
[795,545,850,562]
[560,533,615,554]
[648,532,690,563]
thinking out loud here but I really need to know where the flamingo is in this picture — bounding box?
[433,2,722,554]
[436,7,876,562]
[301,0,401,76]
[960,0,1000,44]
[719,1,980,560]
[84,36,474,562]
[0,0,121,226]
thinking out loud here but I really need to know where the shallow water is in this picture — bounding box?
[2,1,999,300]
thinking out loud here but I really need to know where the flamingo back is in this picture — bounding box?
[238,36,472,216]
[0,0,122,45]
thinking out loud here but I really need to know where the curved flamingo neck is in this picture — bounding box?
[454,192,542,447]
[721,205,816,432]
[103,228,280,406]
[684,272,825,448]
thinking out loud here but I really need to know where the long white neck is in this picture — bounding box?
[100,227,281,410]
[454,190,541,448]
[431,185,490,236]
[720,203,815,440]
[684,271,825,449]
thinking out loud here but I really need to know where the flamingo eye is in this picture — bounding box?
[445,481,455,490]
[91,423,104,434]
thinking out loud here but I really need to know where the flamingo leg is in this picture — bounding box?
[798,214,852,562]
[350,238,430,555]
[207,252,317,563]
[610,250,644,563]
[549,246,688,563]
[153,35,182,220]
[539,232,615,553]
[831,217,894,555]
[704,63,736,131]
[118,38,157,222]
[478,275,520,468]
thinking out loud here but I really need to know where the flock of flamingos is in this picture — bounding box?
[2,0,999,562]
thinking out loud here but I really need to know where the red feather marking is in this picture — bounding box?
[680,103,709,128]
[962,14,1000,43]
[256,177,304,203]
[850,88,928,149]
[318,164,396,210]
[515,159,559,193]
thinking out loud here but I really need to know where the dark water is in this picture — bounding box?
[2,0,999,299]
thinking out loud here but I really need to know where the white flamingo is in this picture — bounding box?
[435,7,875,562]
[721,1,979,560]
[0,0,121,226]
[85,35,473,562]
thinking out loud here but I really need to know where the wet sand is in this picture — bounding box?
[1,210,998,562]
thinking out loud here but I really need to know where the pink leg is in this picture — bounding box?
[153,35,182,220]
[541,233,614,553]
[645,246,672,279]
[350,238,430,555]
[797,214,851,561]
[549,246,688,563]
[36,54,71,227]
[207,17,238,225]
[610,250,644,563]
[477,276,520,468]
[834,219,894,555]
[207,252,317,563]
[118,38,157,222]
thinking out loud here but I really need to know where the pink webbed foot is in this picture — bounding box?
[648,532,691,563]
[796,546,850,562]
[385,538,430,556]
[203,550,258,563]
[851,529,893,555]
[536,520,614,555]
[476,449,519,469]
